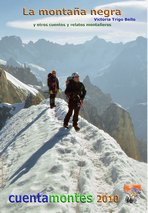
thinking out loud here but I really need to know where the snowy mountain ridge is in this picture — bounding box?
[0,68,43,105]
[0,99,147,213]
[5,71,38,96]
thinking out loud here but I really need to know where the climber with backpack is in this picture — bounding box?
[47,70,59,108]
[64,73,86,131]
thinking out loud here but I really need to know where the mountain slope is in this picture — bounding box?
[94,37,147,108]
[102,103,139,160]
[0,68,44,131]
[93,37,147,148]
[82,76,140,161]
[0,68,43,104]
[0,103,24,130]
[0,99,146,213]
[0,63,43,86]
[128,103,147,142]
[83,76,112,116]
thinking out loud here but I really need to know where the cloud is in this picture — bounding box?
[98,0,147,9]
[6,1,147,44]
[97,0,147,22]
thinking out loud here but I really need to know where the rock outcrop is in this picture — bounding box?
[82,76,140,160]
[0,68,44,130]
[102,103,140,160]
[0,68,43,104]
[83,75,112,115]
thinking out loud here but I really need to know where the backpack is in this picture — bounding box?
[47,73,52,87]
[65,78,84,102]
[66,76,72,87]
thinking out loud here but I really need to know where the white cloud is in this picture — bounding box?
[6,1,147,44]
[97,0,147,22]
[97,0,147,9]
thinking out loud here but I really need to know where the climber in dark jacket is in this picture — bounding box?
[47,70,59,108]
[64,73,86,131]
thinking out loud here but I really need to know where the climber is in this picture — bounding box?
[63,73,86,131]
[47,70,59,108]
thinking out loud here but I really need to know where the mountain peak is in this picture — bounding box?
[136,36,146,41]
[83,75,91,84]
[84,36,106,45]
[35,38,54,45]
[92,35,99,41]
[1,36,22,46]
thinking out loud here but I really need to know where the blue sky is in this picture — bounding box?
[0,0,147,44]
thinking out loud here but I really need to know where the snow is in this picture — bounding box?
[114,102,127,111]
[97,64,111,73]
[5,71,39,96]
[0,59,6,65]
[58,75,69,90]
[28,63,47,84]
[137,102,147,106]
[14,60,23,67]
[28,63,46,72]
[0,102,25,116]
[0,98,147,213]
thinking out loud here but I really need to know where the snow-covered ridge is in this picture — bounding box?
[0,99,147,213]
[5,71,38,96]
[0,58,6,65]
[0,103,24,117]
[28,63,47,84]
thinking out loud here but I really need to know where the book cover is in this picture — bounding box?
[0,0,147,212]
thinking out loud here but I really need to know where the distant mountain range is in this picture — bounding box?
[94,36,147,108]
[93,36,147,144]
[0,35,124,82]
